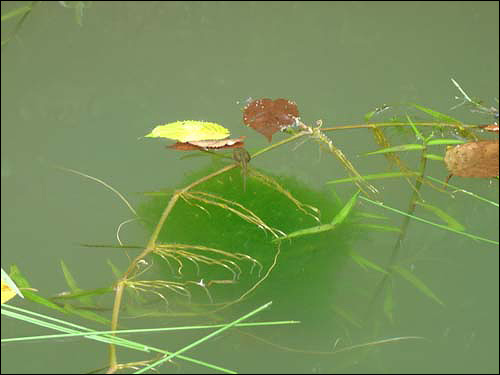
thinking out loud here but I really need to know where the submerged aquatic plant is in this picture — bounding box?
[7,81,498,374]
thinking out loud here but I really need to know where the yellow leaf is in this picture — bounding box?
[144,120,230,142]
[1,280,17,304]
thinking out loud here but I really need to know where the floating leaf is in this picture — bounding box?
[243,98,300,142]
[168,136,246,151]
[145,120,230,142]
[444,140,499,178]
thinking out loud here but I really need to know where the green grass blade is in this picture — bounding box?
[331,190,360,226]
[415,201,465,231]
[60,260,79,292]
[393,266,444,306]
[413,104,461,124]
[363,144,425,156]
[2,321,299,343]
[384,281,394,322]
[423,153,444,161]
[8,265,66,313]
[1,5,31,22]
[360,196,498,245]
[426,138,465,146]
[356,223,401,232]
[273,223,333,241]
[274,190,359,241]
[426,176,499,207]
[327,171,420,184]
[60,260,95,306]
[349,252,388,274]
[62,303,110,325]
[331,304,362,328]
[406,114,424,141]
[135,302,273,374]
[356,212,388,220]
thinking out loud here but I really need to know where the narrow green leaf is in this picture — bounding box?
[415,201,465,231]
[423,153,444,161]
[51,288,113,300]
[349,252,388,274]
[331,304,363,328]
[327,171,420,184]
[106,259,123,280]
[413,104,461,124]
[426,176,499,207]
[9,265,66,312]
[274,190,359,241]
[384,281,394,323]
[393,266,444,306]
[60,260,79,292]
[1,5,31,22]
[19,290,67,313]
[136,302,273,373]
[426,138,466,146]
[356,212,388,220]
[406,114,424,141]
[364,110,376,123]
[63,303,110,325]
[357,223,401,232]
[331,190,360,226]
[360,196,499,245]
[60,260,94,306]
[273,223,333,241]
[363,144,425,156]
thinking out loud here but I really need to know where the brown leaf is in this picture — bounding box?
[243,98,300,142]
[168,136,246,151]
[444,140,499,177]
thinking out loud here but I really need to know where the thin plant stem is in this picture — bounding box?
[366,146,429,316]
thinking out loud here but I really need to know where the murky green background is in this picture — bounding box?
[1,1,498,373]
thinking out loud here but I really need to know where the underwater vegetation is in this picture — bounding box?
[4,81,498,373]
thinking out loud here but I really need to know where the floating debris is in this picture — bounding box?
[168,136,246,151]
[243,98,300,142]
[444,140,499,178]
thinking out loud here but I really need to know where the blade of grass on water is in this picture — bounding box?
[134,301,274,374]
